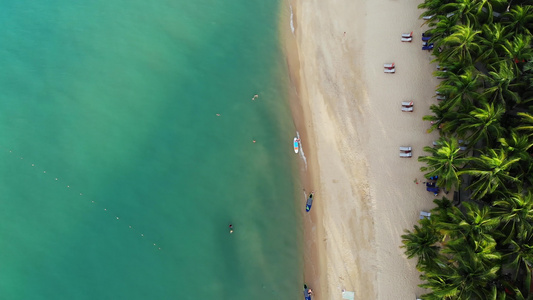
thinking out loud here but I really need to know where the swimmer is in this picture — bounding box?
[253,140,256,143]
[229,224,234,234]
[216,113,221,116]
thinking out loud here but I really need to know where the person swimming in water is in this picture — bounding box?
[229,224,234,234]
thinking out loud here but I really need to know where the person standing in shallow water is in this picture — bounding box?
[229,224,234,234]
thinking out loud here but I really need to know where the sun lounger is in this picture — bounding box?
[420,211,431,219]
[426,182,436,187]
[422,32,432,37]
[384,63,395,69]
[429,175,438,180]
[436,91,442,95]
[422,36,431,41]
[422,44,434,51]
[427,187,439,193]
[384,68,395,73]
[401,37,413,42]
[402,32,413,38]
[402,101,413,107]
[402,106,413,112]
[436,95,446,100]
[399,146,412,152]
[459,146,467,151]
[436,64,447,70]
[400,152,412,158]
[422,15,434,20]
[433,141,440,146]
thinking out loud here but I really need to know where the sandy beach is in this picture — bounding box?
[288,0,443,298]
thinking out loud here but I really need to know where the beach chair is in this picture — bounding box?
[400,152,412,158]
[399,146,412,152]
[427,187,439,193]
[402,32,413,38]
[436,95,446,100]
[422,44,434,51]
[422,15,434,20]
[432,141,440,147]
[384,63,395,69]
[422,36,431,41]
[435,91,442,95]
[420,211,431,219]
[402,106,413,112]
[402,101,413,107]
[401,37,413,42]
[384,68,396,73]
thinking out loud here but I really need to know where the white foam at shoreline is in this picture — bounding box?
[289,5,295,34]
[297,131,307,170]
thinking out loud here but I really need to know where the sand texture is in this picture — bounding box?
[292,0,442,298]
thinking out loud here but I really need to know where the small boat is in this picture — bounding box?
[303,284,312,300]
[294,137,299,153]
[305,193,314,212]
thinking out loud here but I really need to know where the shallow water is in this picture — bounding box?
[0,1,303,299]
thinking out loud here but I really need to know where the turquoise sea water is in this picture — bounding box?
[0,1,303,299]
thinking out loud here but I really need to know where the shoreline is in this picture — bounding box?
[283,0,443,298]
[277,1,327,297]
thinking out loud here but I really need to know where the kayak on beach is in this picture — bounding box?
[294,137,299,153]
[305,193,313,212]
[303,284,312,300]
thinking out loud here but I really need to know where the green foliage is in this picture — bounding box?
[405,0,533,298]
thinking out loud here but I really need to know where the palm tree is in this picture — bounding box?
[516,112,533,136]
[501,34,533,75]
[458,148,521,199]
[419,137,471,190]
[500,230,533,281]
[420,247,500,299]
[441,0,486,27]
[455,101,506,146]
[418,0,453,17]
[492,191,533,240]
[442,202,500,244]
[428,16,459,49]
[435,67,482,111]
[401,219,442,270]
[439,25,483,64]
[478,22,512,64]
[502,5,533,36]
[482,61,521,108]
[498,130,533,181]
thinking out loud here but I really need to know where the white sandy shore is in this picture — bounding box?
[291,0,443,298]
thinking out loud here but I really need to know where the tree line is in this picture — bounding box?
[401,0,533,299]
